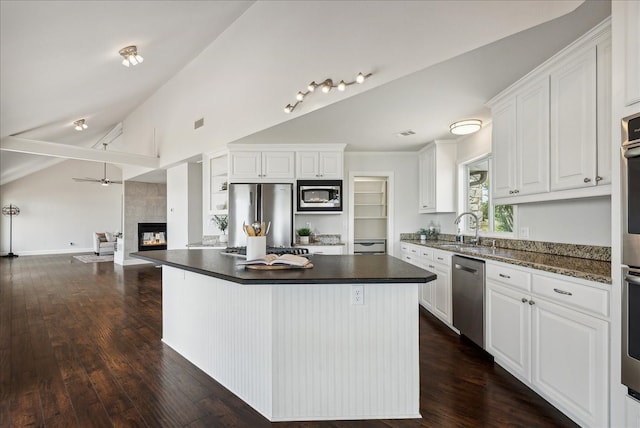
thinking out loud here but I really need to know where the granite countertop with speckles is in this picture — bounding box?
[401,240,611,284]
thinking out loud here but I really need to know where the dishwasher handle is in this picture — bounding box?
[454,263,478,275]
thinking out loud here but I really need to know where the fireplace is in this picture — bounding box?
[138,223,167,251]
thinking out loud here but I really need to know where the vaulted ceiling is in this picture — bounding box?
[0,0,610,185]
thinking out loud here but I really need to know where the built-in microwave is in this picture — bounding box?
[297,180,342,212]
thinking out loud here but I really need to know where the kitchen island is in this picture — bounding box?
[132,249,435,422]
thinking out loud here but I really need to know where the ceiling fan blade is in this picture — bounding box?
[73,177,101,182]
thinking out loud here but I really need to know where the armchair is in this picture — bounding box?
[93,232,116,255]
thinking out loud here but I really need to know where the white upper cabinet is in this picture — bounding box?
[418,141,456,213]
[550,47,597,191]
[625,0,640,106]
[488,19,611,203]
[296,151,343,179]
[491,99,517,198]
[516,77,550,196]
[229,150,294,181]
[490,76,550,199]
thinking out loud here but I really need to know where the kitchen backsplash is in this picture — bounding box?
[400,233,611,262]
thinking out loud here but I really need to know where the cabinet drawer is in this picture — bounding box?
[487,263,531,291]
[532,275,609,317]
[433,250,451,266]
[401,254,421,267]
[419,247,434,261]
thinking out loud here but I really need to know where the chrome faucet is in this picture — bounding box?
[454,212,480,246]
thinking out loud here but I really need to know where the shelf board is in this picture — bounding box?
[354,191,384,194]
[354,203,385,206]
[354,216,387,220]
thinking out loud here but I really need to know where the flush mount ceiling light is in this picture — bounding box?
[449,119,482,135]
[284,72,372,113]
[74,119,88,131]
[119,45,144,67]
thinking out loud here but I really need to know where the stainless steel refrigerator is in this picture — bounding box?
[227,183,293,248]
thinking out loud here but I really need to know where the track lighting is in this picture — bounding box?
[119,45,144,67]
[449,119,482,135]
[284,72,372,113]
[74,119,88,131]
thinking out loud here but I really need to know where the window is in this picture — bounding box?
[462,156,514,234]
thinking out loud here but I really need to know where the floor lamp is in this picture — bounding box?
[2,204,20,258]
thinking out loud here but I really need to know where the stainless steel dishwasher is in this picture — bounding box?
[452,255,486,349]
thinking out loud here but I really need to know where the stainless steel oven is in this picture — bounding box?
[296,180,342,212]
[622,112,640,398]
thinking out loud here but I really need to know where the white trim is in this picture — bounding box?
[1,247,93,256]
[115,257,153,266]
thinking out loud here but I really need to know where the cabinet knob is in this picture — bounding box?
[595,176,603,182]
[521,298,528,303]
[514,189,519,194]
[499,273,511,279]
[509,190,514,194]
[584,177,591,183]
[529,300,535,305]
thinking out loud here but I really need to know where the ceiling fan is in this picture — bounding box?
[72,143,122,186]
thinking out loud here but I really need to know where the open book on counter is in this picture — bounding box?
[237,253,311,267]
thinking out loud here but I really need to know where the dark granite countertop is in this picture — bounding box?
[132,249,436,285]
[402,240,611,284]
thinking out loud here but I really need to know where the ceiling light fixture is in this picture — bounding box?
[284,72,372,113]
[449,119,482,135]
[74,119,88,131]
[119,45,144,67]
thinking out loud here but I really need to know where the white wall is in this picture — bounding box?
[167,162,202,248]
[345,152,423,254]
[0,159,122,255]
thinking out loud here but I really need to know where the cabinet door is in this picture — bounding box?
[531,298,608,428]
[491,99,518,199]
[430,262,451,324]
[262,152,294,179]
[516,77,550,196]
[318,152,343,179]
[418,145,436,212]
[296,152,320,178]
[550,47,597,191]
[420,281,433,310]
[229,151,262,179]
[485,281,531,380]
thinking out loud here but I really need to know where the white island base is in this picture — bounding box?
[162,265,421,422]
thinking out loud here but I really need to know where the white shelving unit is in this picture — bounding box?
[353,177,387,241]
[209,153,229,215]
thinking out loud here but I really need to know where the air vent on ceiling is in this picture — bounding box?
[395,129,416,137]
[194,118,204,129]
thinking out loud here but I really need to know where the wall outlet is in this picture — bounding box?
[519,227,530,239]
[351,285,364,305]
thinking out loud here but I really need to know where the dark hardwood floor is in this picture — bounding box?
[0,254,577,427]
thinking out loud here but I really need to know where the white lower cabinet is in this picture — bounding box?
[531,297,608,428]
[486,261,609,428]
[400,243,452,326]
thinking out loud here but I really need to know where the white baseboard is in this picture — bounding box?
[0,247,93,256]
[115,258,153,266]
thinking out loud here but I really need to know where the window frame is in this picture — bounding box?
[458,154,516,238]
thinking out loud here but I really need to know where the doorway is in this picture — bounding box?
[348,172,394,255]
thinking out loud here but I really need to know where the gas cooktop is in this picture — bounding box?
[221,247,310,257]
